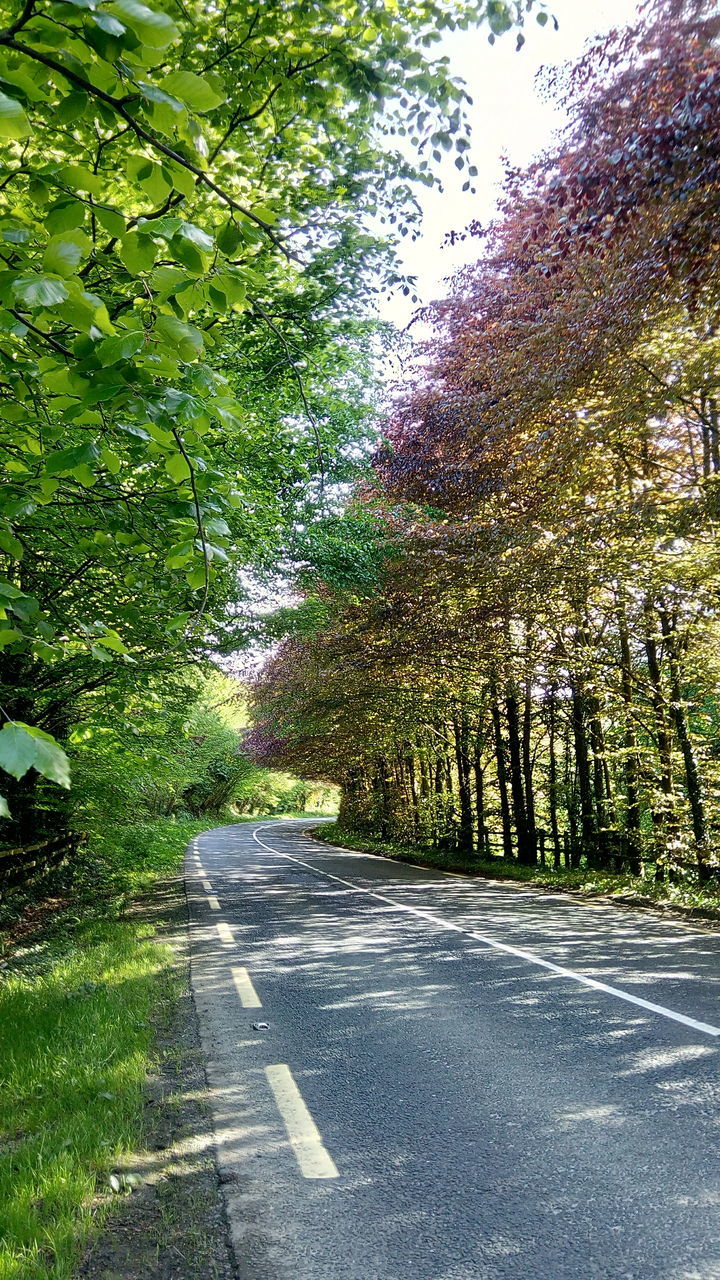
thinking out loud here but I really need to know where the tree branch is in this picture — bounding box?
[5,38,291,256]
[0,0,35,42]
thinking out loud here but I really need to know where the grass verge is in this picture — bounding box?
[313,823,720,922]
[0,815,210,1280]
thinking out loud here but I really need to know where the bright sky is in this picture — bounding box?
[384,0,644,327]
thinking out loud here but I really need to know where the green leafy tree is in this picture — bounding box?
[0,0,539,820]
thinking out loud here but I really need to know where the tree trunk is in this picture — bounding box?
[491,698,514,860]
[570,681,596,861]
[643,602,676,848]
[522,672,537,855]
[617,593,642,872]
[547,686,562,870]
[452,713,474,856]
[658,606,707,865]
[506,688,535,865]
[474,735,486,859]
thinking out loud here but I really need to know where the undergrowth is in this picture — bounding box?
[316,823,720,919]
[0,815,209,1280]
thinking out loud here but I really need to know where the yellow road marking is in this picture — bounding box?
[231,966,262,1008]
[265,1064,339,1179]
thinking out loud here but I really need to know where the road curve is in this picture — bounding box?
[186,819,720,1280]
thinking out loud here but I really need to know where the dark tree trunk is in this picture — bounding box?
[658,606,707,864]
[643,604,676,848]
[571,681,596,861]
[547,686,562,870]
[491,698,513,860]
[452,713,474,856]
[474,735,486,859]
[522,673,537,853]
[617,595,642,872]
[506,688,535,865]
[709,396,720,473]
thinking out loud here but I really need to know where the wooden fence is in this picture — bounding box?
[0,832,82,900]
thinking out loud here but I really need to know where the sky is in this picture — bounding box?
[383,0,644,327]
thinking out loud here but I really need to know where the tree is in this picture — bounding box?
[249,3,720,882]
[0,0,538,821]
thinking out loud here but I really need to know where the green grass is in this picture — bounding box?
[0,814,209,1280]
[315,823,720,919]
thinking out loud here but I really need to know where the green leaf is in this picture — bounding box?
[0,528,23,560]
[90,643,114,662]
[165,539,193,567]
[169,236,204,273]
[0,627,21,648]
[32,639,61,661]
[72,463,97,487]
[95,205,126,237]
[0,794,9,819]
[46,199,85,234]
[166,452,191,483]
[101,448,121,474]
[94,631,129,653]
[0,721,71,788]
[118,232,157,274]
[216,269,246,307]
[136,81,184,113]
[155,313,204,360]
[43,230,92,278]
[93,11,126,34]
[161,70,225,112]
[97,330,145,364]
[131,157,171,203]
[185,565,206,589]
[63,284,115,336]
[250,205,278,225]
[12,275,69,309]
[45,441,101,475]
[166,611,190,631]
[217,222,242,255]
[177,222,214,252]
[0,222,30,245]
[164,162,195,198]
[59,164,104,197]
[108,0,180,47]
[0,90,31,138]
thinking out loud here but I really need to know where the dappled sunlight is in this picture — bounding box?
[556,1103,626,1129]
[619,1044,715,1076]
[183,821,720,1280]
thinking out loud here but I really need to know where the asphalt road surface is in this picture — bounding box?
[186,819,720,1280]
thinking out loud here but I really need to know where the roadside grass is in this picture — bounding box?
[0,814,210,1280]
[314,823,720,920]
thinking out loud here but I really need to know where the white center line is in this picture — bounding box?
[207,895,221,911]
[265,1064,339,1179]
[216,922,235,945]
[232,965,262,1008]
[202,879,213,892]
[252,826,720,1039]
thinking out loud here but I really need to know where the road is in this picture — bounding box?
[185,819,720,1280]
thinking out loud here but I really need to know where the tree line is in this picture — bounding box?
[249,1,720,884]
